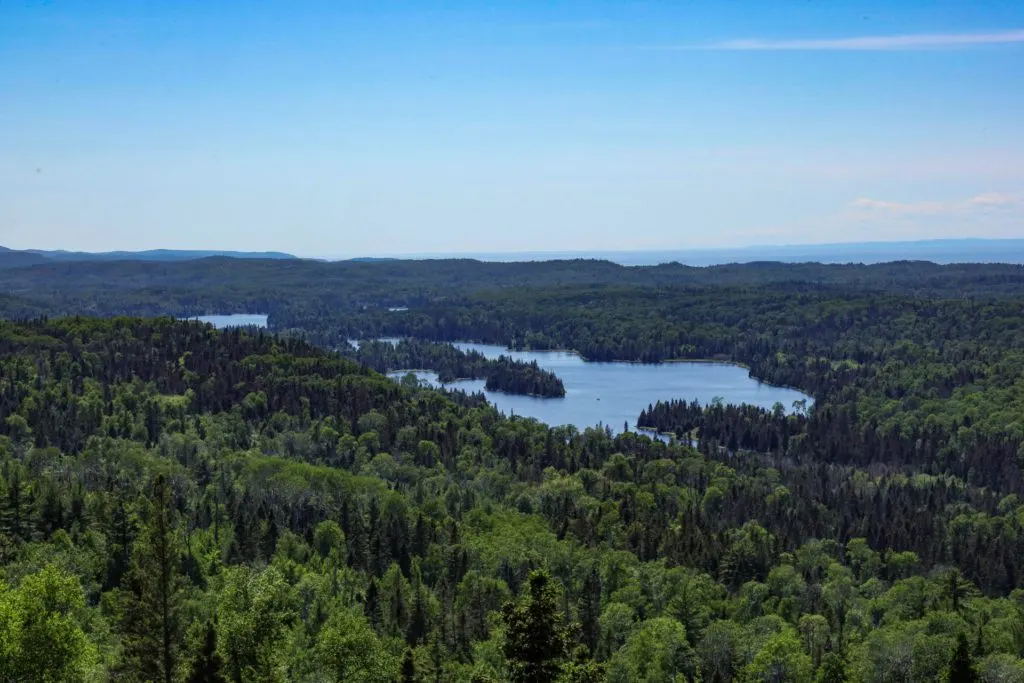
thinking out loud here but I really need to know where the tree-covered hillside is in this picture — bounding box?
[2,318,1024,681]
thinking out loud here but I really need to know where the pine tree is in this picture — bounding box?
[501,569,572,683]
[187,620,226,683]
[365,578,383,631]
[947,633,978,683]
[117,474,185,683]
[579,566,602,656]
[413,513,430,558]
[407,587,430,646]
[0,463,29,562]
[401,648,417,683]
[0,464,28,543]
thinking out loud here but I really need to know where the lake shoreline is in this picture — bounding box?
[387,369,563,400]
[450,340,811,399]
[372,337,813,406]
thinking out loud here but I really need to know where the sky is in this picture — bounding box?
[1,0,1022,257]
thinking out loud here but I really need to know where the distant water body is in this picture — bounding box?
[388,342,812,436]
[334,239,1024,266]
[191,314,268,328]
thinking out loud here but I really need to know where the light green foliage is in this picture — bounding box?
[217,565,297,682]
[977,654,1024,683]
[314,607,397,682]
[598,603,636,658]
[607,617,696,683]
[742,629,813,683]
[699,620,745,682]
[0,565,99,682]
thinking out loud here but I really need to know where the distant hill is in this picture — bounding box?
[0,248,49,269]
[392,239,1024,266]
[0,247,297,268]
[26,248,297,262]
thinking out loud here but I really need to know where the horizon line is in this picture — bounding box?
[648,29,1024,52]
[317,237,1024,261]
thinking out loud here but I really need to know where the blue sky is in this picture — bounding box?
[1,1,1022,256]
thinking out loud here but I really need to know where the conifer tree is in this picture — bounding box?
[501,569,571,683]
[407,580,431,646]
[365,577,383,631]
[947,633,978,683]
[401,648,417,683]
[579,566,602,656]
[117,474,185,683]
[187,620,225,683]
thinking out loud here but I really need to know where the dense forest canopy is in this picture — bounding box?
[2,257,1024,319]
[1,317,1024,681]
[3,257,1024,680]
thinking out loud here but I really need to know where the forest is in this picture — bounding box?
[346,339,565,398]
[2,257,1024,680]
[1,317,1024,682]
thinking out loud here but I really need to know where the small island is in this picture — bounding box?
[347,338,566,398]
[484,356,566,397]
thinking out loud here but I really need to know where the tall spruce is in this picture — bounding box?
[579,566,602,656]
[947,633,978,683]
[501,569,572,683]
[117,474,184,683]
[401,648,417,683]
[187,620,226,683]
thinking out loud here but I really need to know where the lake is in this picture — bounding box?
[388,342,813,435]
[190,314,268,328]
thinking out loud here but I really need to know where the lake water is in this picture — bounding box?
[191,314,268,328]
[388,342,813,435]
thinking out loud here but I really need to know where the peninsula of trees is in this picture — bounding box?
[347,338,566,397]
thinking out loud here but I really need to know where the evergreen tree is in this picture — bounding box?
[0,464,28,544]
[401,648,417,683]
[501,569,572,683]
[407,587,430,646]
[187,620,226,683]
[117,474,185,683]
[947,633,978,683]
[579,566,602,656]
[365,578,383,631]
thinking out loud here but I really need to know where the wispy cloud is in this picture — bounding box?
[850,193,1018,215]
[663,30,1024,51]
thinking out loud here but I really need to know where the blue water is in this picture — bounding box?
[191,314,268,328]
[388,342,812,435]
[333,239,1024,266]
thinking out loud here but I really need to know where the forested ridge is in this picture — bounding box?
[2,317,1024,681]
[3,257,1024,321]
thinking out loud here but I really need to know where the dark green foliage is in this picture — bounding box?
[579,567,602,656]
[0,314,1023,679]
[948,633,978,683]
[501,570,572,683]
[402,648,417,683]
[115,474,184,683]
[349,339,565,398]
[187,621,226,683]
[483,357,564,398]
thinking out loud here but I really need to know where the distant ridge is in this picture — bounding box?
[0,246,297,268]
[27,248,298,262]
[379,238,1024,267]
